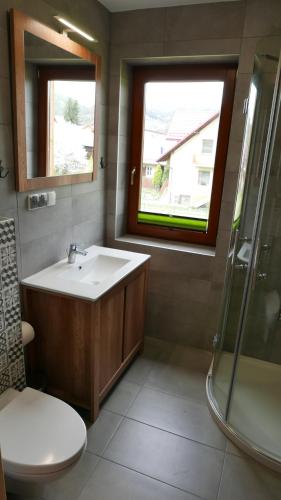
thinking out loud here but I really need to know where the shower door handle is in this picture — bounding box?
[234,263,248,270]
[251,238,270,288]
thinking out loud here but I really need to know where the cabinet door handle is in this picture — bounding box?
[130,168,136,186]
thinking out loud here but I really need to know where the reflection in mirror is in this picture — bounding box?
[24,32,96,179]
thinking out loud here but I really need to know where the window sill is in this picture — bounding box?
[115,234,216,257]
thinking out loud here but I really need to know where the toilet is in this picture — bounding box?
[0,323,87,495]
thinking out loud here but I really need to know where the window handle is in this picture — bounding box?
[130,167,136,186]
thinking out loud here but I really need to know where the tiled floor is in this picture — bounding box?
[7,337,281,500]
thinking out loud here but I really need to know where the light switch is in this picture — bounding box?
[47,191,56,206]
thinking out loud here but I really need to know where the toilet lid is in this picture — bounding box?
[0,388,87,476]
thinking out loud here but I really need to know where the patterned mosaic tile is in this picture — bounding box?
[0,368,10,393]
[0,351,8,374]
[0,313,4,333]
[0,217,25,394]
[0,246,17,270]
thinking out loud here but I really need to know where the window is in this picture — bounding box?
[127,64,236,246]
[202,139,214,154]
[37,66,96,177]
[198,170,211,186]
[146,166,153,177]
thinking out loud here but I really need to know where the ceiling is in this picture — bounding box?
[98,0,238,13]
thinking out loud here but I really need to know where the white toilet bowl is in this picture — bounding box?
[0,386,87,495]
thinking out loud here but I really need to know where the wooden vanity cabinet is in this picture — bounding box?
[22,261,149,421]
[98,286,124,395]
[123,271,146,360]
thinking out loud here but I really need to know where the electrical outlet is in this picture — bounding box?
[38,193,48,207]
[27,191,56,210]
[28,194,39,210]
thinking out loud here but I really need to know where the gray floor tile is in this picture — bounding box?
[78,458,198,500]
[225,439,244,457]
[122,356,156,385]
[103,418,224,500]
[122,337,175,386]
[102,380,141,415]
[43,451,99,500]
[218,453,281,500]
[143,336,175,359]
[127,387,226,450]
[145,344,211,404]
[86,409,123,455]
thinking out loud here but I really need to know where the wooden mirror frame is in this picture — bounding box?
[9,9,101,192]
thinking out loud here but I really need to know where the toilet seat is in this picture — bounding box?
[0,387,87,478]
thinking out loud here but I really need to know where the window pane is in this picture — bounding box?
[202,139,214,154]
[48,80,96,176]
[198,170,211,186]
[139,81,224,227]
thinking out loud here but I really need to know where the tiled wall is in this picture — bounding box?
[0,217,25,395]
[0,0,110,279]
[106,0,281,350]
[1,0,281,355]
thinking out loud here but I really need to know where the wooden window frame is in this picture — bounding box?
[127,63,237,246]
[37,65,95,177]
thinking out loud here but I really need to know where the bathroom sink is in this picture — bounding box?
[21,245,150,302]
[60,254,130,286]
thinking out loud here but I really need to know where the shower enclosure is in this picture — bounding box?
[207,36,281,472]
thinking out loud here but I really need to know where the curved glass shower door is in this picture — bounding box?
[209,35,281,469]
[228,60,281,461]
[211,38,281,419]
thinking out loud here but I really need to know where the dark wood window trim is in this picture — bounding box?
[127,63,237,246]
[37,65,95,177]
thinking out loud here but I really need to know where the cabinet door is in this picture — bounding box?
[123,270,146,360]
[99,287,124,394]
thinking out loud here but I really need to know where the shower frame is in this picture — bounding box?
[207,45,281,473]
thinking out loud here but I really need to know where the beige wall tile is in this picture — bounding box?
[243,0,281,38]
[238,36,260,73]
[164,2,245,42]
[107,188,117,216]
[222,171,240,203]
[0,77,11,126]
[225,139,243,173]
[0,28,9,78]
[110,43,165,76]
[163,38,241,58]
[217,201,235,233]
[111,9,165,44]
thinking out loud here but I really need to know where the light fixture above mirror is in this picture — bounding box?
[54,16,98,42]
[9,9,101,192]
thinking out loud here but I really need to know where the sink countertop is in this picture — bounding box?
[21,245,150,302]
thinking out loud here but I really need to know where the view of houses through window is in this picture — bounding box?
[48,80,96,176]
[140,81,224,225]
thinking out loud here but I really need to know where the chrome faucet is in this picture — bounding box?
[67,243,88,264]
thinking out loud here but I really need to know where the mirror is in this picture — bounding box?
[10,9,101,192]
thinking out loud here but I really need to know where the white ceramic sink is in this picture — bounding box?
[60,254,130,286]
[21,245,150,302]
